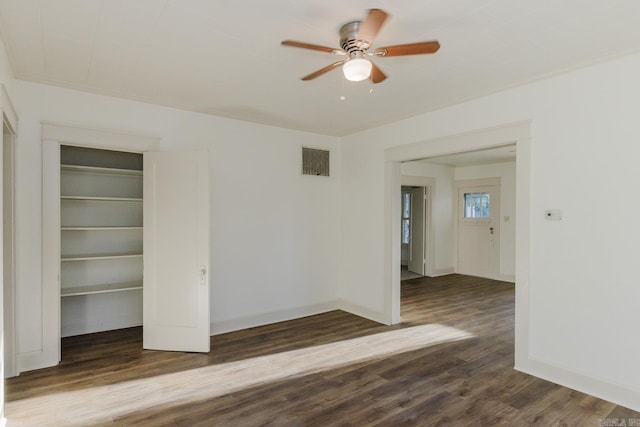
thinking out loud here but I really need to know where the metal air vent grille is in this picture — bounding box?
[302,147,330,177]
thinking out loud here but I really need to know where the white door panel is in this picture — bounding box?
[143,151,210,352]
[408,187,425,275]
[457,185,499,279]
[458,224,492,276]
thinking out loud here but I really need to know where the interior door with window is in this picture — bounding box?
[457,185,499,279]
[143,150,210,353]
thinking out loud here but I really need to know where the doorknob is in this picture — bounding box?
[199,266,207,286]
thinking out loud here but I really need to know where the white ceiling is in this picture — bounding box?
[1,0,640,136]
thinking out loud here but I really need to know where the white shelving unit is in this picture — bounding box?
[61,164,143,176]
[60,145,144,337]
[61,252,143,262]
[61,196,143,202]
[61,281,143,297]
[61,226,143,230]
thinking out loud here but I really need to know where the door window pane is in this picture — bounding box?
[401,192,411,244]
[403,193,410,219]
[402,219,410,244]
[464,192,490,218]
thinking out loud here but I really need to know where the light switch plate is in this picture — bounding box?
[544,209,563,220]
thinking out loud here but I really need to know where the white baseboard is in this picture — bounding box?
[451,269,515,283]
[210,300,340,335]
[18,349,58,373]
[429,267,455,277]
[516,356,640,412]
[337,299,387,325]
[61,318,142,338]
[210,300,391,336]
[495,273,515,283]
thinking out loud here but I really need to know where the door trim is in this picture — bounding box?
[384,120,531,370]
[37,124,159,373]
[3,116,17,378]
[0,82,17,427]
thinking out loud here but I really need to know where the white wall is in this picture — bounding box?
[340,52,640,410]
[13,80,341,370]
[401,161,455,275]
[455,161,516,279]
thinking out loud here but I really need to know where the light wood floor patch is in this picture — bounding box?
[6,274,639,425]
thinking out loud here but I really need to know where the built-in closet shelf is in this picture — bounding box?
[59,145,145,337]
[61,252,143,262]
[61,281,143,297]
[61,196,143,202]
[61,164,143,176]
[61,226,143,231]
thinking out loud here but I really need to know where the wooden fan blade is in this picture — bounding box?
[370,62,387,84]
[374,41,440,57]
[281,40,344,55]
[357,9,389,45]
[301,61,344,81]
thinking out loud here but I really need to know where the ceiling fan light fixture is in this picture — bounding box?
[282,9,439,84]
[343,58,372,81]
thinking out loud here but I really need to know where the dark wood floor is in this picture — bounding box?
[6,274,639,426]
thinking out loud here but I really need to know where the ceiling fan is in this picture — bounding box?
[281,9,440,84]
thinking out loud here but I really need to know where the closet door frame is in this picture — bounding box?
[40,123,159,368]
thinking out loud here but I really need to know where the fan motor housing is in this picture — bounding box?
[339,21,370,55]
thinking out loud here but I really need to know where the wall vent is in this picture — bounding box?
[302,147,330,177]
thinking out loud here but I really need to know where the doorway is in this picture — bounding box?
[3,115,16,378]
[38,124,211,372]
[400,185,429,280]
[383,122,531,368]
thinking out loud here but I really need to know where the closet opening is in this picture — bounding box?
[59,146,144,344]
